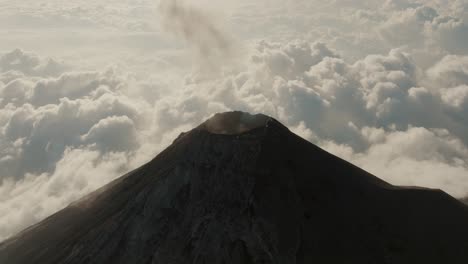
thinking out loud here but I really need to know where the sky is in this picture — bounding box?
[1,0,468,241]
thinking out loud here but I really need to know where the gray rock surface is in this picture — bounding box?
[1,111,468,263]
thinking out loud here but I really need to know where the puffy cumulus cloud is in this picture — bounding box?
[380,6,438,47]
[431,16,468,54]
[0,50,157,240]
[81,115,140,153]
[0,71,126,108]
[440,85,468,110]
[323,126,468,198]
[0,148,132,240]
[426,55,468,139]
[0,84,148,179]
[376,2,468,65]
[0,49,68,78]
[428,55,468,87]
[252,41,338,79]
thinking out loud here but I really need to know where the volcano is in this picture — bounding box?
[1,111,468,263]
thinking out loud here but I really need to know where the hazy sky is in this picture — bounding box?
[1,0,468,240]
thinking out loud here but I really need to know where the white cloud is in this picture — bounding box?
[428,55,468,87]
[81,115,140,152]
[440,85,468,109]
[0,148,133,240]
[0,64,156,239]
[0,49,68,77]
[323,126,468,198]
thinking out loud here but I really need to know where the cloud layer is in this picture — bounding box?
[1,0,468,241]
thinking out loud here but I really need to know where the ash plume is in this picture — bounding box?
[158,0,235,71]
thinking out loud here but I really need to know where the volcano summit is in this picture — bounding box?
[1,111,468,263]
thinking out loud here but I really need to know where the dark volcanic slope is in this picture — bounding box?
[1,112,468,264]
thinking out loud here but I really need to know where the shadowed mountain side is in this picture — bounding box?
[461,197,468,205]
[1,112,468,264]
